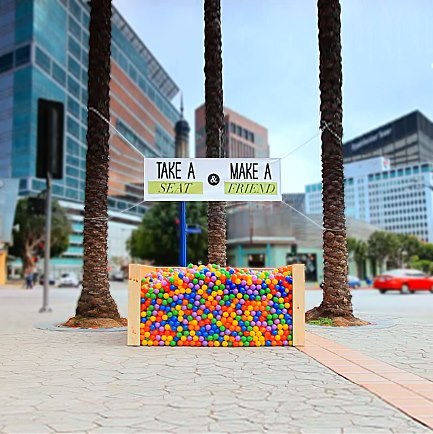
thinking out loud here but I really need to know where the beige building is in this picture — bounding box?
[195,104,269,158]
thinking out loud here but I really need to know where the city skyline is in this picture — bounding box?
[114,0,433,193]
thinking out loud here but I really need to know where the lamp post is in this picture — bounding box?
[174,96,190,266]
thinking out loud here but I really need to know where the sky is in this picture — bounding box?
[113,0,433,193]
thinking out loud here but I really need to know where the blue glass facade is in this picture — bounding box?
[0,0,181,268]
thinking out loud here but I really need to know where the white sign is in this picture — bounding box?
[350,128,392,152]
[144,158,281,202]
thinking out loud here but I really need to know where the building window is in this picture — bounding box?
[68,36,81,61]
[0,52,13,73]
[68,15,81,41]
[68,55,81,80]
[35,47,51,73]
[67,76,80,99]
[69,0,81,22]
[67,116,80,138]
[52,62,66,86]
[81,87,88,105]
[67,96,80,118]
[14,45,30,67]
[66,176,79,188]
[66,166,79,177]
[67,137,79,156]
[81,50,88,68]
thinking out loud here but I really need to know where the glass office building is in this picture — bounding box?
[343,111,433,167]
[0,0,180,275]
[305,157,433,243]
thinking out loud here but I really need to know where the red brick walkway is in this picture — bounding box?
[300,332,433,430]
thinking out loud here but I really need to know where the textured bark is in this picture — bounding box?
[306,0,358,322]
[75,0,120,319]
[204,0,226,266]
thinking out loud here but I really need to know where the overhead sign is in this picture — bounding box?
[350,127,392,152]
[144,158,281,202]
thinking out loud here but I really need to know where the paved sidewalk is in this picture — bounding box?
[0,287,431,433]
[302,332,433,429]
[308,314,433,382]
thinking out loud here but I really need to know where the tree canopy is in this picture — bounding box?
[348,231,433,275]
[129,202,208,266]
[10,197,71,271]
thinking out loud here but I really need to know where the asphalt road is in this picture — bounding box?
[306,287,433,320]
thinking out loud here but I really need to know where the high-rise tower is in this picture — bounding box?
[175,96,190,158]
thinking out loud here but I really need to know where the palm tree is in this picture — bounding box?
[306,0,364,325]
[69,0,121,325]
[204,0,226,266]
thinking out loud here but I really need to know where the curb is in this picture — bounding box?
[35,322,127,332]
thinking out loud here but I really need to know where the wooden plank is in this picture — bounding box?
[140,265,157,274]
[291,264,305,347]
[127,264,141,346]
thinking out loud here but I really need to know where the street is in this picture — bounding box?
[307,287,433,319]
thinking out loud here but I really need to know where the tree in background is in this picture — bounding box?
[367,231,399,273]
[129,202,208,266]
[394,234,420,268]
[11,198,71,272]
[347,237,368,279]
[306,0,365,325]
[204,0,226,266]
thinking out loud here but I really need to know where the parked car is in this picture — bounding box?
[111,270,125,282]
[58,272,80,288]
[348,275,361,289]
[319,276,361,290]
[373,269,433,294]
[39,274,55,286]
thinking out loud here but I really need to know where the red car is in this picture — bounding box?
[374,269,433,294]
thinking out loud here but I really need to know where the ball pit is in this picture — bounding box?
[127,263,305,347]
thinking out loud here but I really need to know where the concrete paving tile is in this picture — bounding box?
[94,417,156,427]
[47,421,100,433]
[1,290,432,434]
[2,423,54,433]
[90,427,138,433]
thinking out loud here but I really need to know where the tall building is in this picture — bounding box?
[305,157,433,242]
[194,104,269,158]
[0,0,181,275]
[343,111,433,167]
[282,193,305,214]
[174,97,190,158]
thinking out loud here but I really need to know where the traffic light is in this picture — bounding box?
[36,98,64,180]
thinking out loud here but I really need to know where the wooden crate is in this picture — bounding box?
[128,264,305,347]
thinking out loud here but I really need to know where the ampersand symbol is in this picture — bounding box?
[208,173,220,186]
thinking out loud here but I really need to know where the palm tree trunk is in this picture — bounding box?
[75,0,120,319]
[306,0,362,324]
[204,0,226,266]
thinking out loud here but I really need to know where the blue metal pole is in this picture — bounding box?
[179,201,187,266]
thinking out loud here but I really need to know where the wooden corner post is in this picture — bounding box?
[127,264,141,346]
[291,264,305,347]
